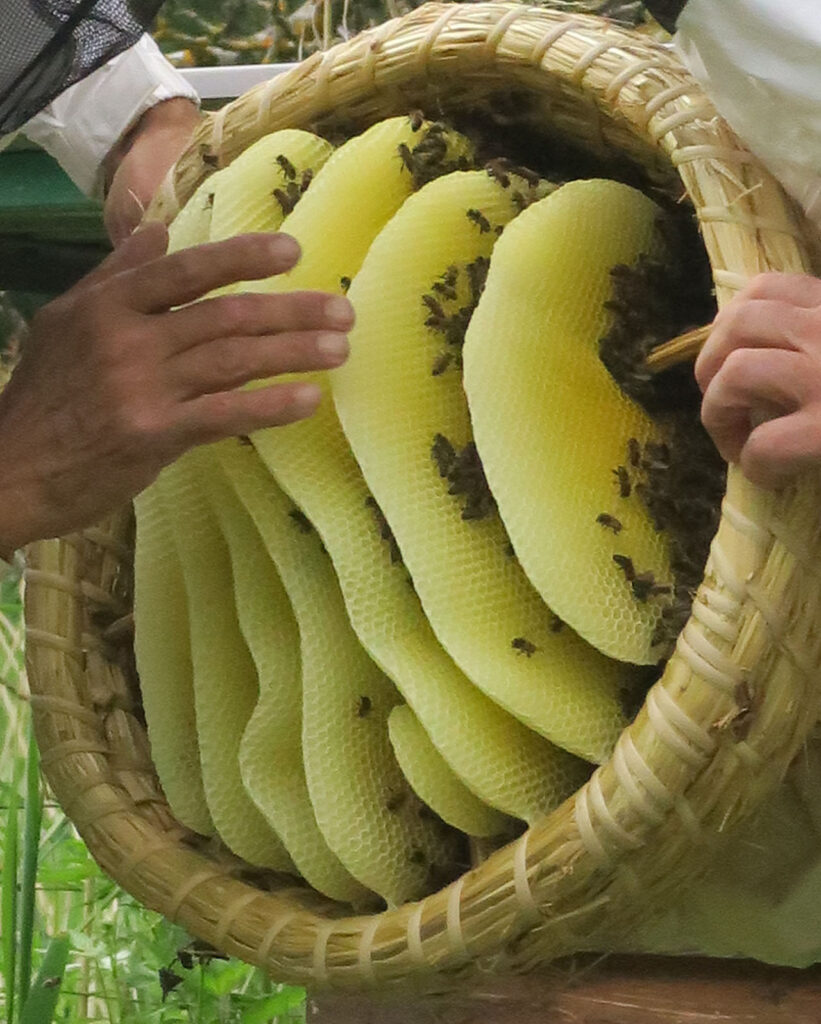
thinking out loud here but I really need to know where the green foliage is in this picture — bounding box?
[155,0,427,67]
[1,768,22,1022]
[153,0,653,68]
[19,934,70,1024]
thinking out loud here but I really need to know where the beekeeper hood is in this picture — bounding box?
[0,0,163,134]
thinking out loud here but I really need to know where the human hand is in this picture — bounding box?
[103,98,200,246]
[0,223,353,554]
[695,272,821,490]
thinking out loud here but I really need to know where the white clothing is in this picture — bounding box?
[21,34,199,198]
[675,0,821,236]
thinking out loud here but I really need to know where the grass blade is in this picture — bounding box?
[18,933,69,1024]
[1,769,22,1024]
[17,720,43,1010]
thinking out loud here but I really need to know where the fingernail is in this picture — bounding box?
[325,295,355,329]
[317,332,349,362]
[269,233,300,263]
[292,382,322,415]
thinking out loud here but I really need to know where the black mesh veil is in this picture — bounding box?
[0,0,164,134]
[641,0,688,32]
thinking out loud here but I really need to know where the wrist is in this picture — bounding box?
[133,96,201,135]
[103,98,200,193]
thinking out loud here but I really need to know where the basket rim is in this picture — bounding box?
[27,1,821,992]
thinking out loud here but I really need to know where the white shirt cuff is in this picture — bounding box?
[20,34,200,199]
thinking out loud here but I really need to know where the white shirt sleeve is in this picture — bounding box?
[20,34,200,199]
[676,0,821,235]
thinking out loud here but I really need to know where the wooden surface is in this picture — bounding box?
[309,956,821,1023]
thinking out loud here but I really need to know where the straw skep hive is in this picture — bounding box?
[25,1,821,993]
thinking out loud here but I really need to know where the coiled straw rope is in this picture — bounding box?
[26,2,821,992]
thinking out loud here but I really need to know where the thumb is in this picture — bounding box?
[75,221,170,292]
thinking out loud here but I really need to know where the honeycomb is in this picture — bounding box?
[214,440,459,906]
[209,129,334,242]
[332,170,631,763]
[237,147,585,820]
[245,115,466,299]
[156,451,293,870]
[133,123,699,905]
[463,179,672,664]
[163,169,220,246]
[133,184,221,839]
[202,446,368,904]
[133,482,213,835]
[387,705,514,838]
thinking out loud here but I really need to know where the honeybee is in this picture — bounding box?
[397,142,415,174]
[511,636,537,657]
[630,572,657,602]
[596,513,623,534]
[272,186,297,216]
[485,159,511,188]
[612,553,635,581]
[466,256,489,303]
[613,465,631,498]
[431,433,457,477]
[432,279,458,300]
[441,265,459,288]
[466,208,491,233]
[509,163,540,188]
[422,294,446,320]
[431,351,453,376]
[276,153,297,179]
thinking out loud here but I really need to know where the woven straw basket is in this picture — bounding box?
[25,1,821,994]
